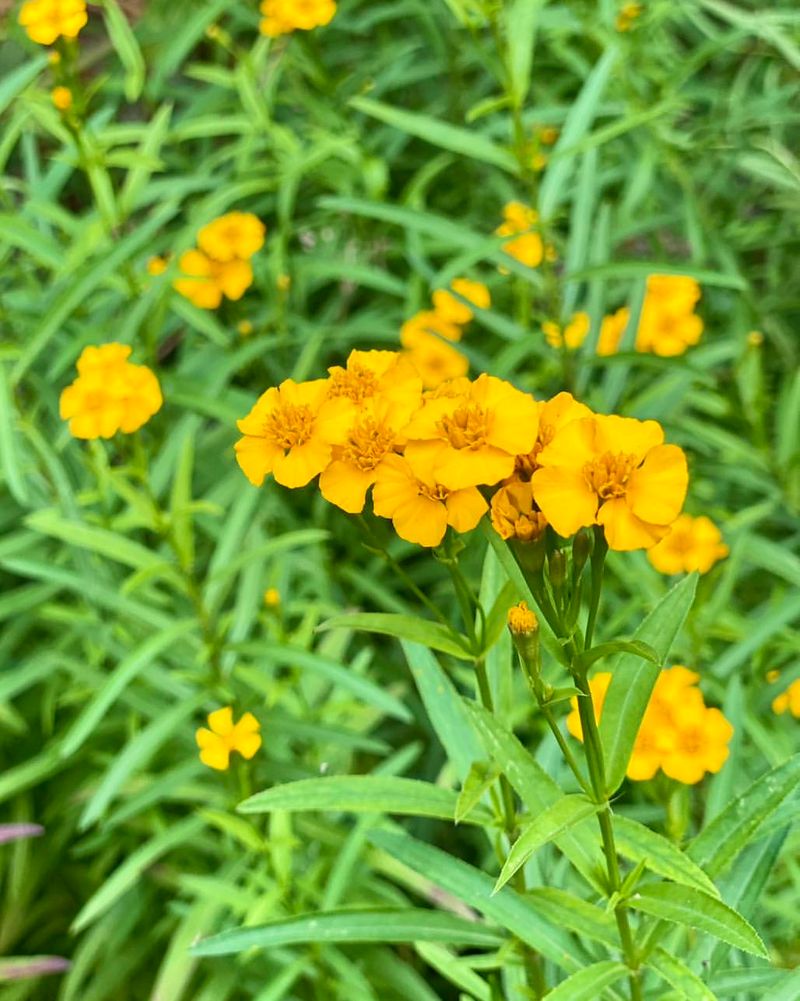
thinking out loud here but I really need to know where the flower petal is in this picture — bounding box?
[597,498,667,551]
[234,436,282,487]
[626,444,688,525]
[445,488,488,533]
[319,461,373,513]
[530,467,596,537]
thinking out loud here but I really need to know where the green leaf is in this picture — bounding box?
[760,967,800,1001]
[368,829,581,972]
[614,816,719,897]
[0,55,48,117]
[455,761,499,824]
[102,0,146,100]
[688,753,800,878]
[575,639,660,671]
[526,887,617,948]
[647,948,717,1001]
[495,795,598,892]
[600,574,698,794]
[535,961,629,1001]
[239,776,493,826]
[629,883,767,958]
[26,509,167,572]
[191,908,505,957]
[319,612,472,659]
[0,362,30,507]
[349,96,519,175]
[505,0,545,107]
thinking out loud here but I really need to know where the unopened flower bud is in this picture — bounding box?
[572,529,593,577]
[548,549,567,589]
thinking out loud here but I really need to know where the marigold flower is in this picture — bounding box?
[146,255,168,276]
[636,275,703,356]
[51,86,72,111]
[404,336,469,390]
[616,1,642,31]
[660,704,733,784]
[566,672,612,740]
[507,601,538,636]
[173,249,252,309]
[496,201,543,269]
[531,414,688,550]
[491,478,547,542]
[372,442,487,548]
[597,307,630,356]
[543,312,591,351]
[19,0,87,45]
[432,278,491,325]
[647,514,729,574]
[264,587,281,607]
[403,373,539,491]
[235,378,352,488]
[326,349,421,409]
[772,680,800,718]
[401,309,462,346]
[197,212,266,263]
[260,0,336,36]
[59,344,162,440]
[196,707,261,771]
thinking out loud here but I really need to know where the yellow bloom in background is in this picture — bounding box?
[260,0,337,36]
[772,680,800,718]
[403,335,469,390]
[237,319,254,336]
[235,378,352,488]
[532,414,688,550]
[647,514,729,574]
[196,707,262,771]
[173,249,253,310]
[660,704,733,784]
[543,312,591,351]
[401,309,462,346]
[372,442,486,548]
[636,274,703,356]
[19,0,87,45]
[403,373,539,490]
[490,478,547,542]
[597,306,630,356]
[326,349,421,409]
[616,1,642,31]
[566,672,612,740]
[264,587,281,607]
[432,278,491,325]
[538,125,559,145]
[146,255,168,277]
[51,86,72,111]
[496,201,544,269]
[59,344,162,440]
[197,212,266,263]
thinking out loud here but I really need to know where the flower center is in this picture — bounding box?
[680,729,703,754]
[419,481,449,502]
[583,451,638,500]
[437,404,489,450]
[327,363,378,403]
[264,403,314,450]
[341,419,396,472]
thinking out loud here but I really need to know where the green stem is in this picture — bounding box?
[584,528,608,650]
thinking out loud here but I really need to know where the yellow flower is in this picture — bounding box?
[173,249,253,309]
[146,255,168,276]
[532,414,688,550]
[772,680,800,718]
[566,672,612,740]
[636,275,703,356]
[597,307,630,356]
[234,378,352,488]
[372,441,487,548]
[59,344,162,440]
[326,349,421,407]
[507,601,538,636]
[538,126,559,146]
[51,86,72,111]
[660,704,733,784]
[543,312,591,350]
[766,669,780,684]
[19,0,87,45]
[196,707,262,771]
[237,319,254,336]
[197,212,266,263]
[404,336,469,390]
[432,278,491,325]
[403,373,539,490]
[647,514,729,574]
[401,309,462,346]
[259,0,337,36]
[513,392,593,481]
[496,201,543,269]
[490,478,547,542]
[615,1,642,31]
[264,587,281,607]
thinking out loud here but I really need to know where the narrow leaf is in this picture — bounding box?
[320,611,473,659]
[648,948,717,1001]
[536,961,628,1001]
[614,816,719,897]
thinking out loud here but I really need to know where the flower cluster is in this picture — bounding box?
[495,201,552,269]
[599,275,703,357]
[772,680,800,718]
[235,351,690,551]
[399,278,490,389]
[543,312,590,351]
[259,0,336,37]
[174,212,265,310]
[196,708,261,771]
[19,0,87,45]
[647,514,728,574]
[59,344,162,440]
[568,667,733,784]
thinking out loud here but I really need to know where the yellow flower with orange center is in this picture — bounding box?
[196,707,261,771]
[173,249,253,309]
[531,414,688,550]
[636,274,703,356]
[513,392,593,481]
[259,0,336,36]
[197,212,265,263]
[326,349,421,408]
[432,278,491,325]
[234,379,352,488]
[19,0,87,45]
[647,514,729,574]
[403,374,539,490]
[490,478,547,542]
[543,312,591,351]
[772,680,800,718]
[496,201,543,269]
[59,344,162,440]
[372,441,487,548]
[660,704,733,785]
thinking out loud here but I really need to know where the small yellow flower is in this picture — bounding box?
[260,0,336,36]
[507,601,538,636]
[532,414,688,550]
[597,307,630,355]
[197,212,265,263]
[616,1,642,31]
[196,707,262,771]
[543,312,591,351]
[772,680,800,718]
[173,249,253,310]
[237,319,254,336]
[538,126,559,146]
[51,86,72,111]
[19,0,88,45]
[647,514,729,574]
[491,478,547,542]
[636,275,703,356]
[660,704,732,784]
[496,201,543,269]
[401,309,462,347]
[403,336,469,390]
[264,587,281,607]
[431,278,491,325]
[146,255,168,277]
[766,669,780,684]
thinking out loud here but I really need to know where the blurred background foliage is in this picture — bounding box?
[0,0,799,998]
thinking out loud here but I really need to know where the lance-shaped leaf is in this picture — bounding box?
[534,961,629,1001]
[319,611,473,659]
[647,947,718,1001]
[613,816,718,897]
